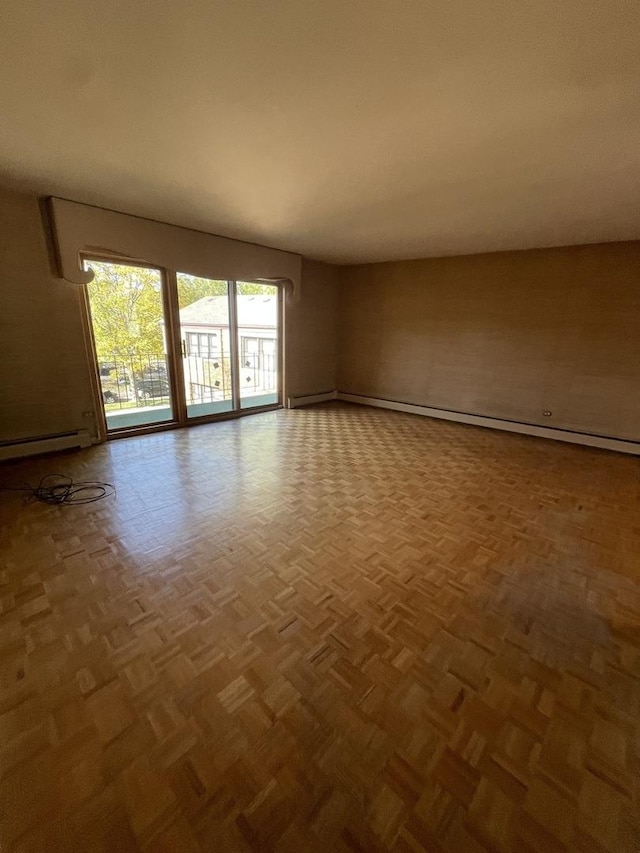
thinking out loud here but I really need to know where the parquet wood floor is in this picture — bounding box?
[1,403,639,853]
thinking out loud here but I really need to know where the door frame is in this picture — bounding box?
[81,253,181,439]
[234,279,283,414]
[81,256,284,440]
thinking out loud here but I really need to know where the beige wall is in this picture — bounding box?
[0,188,96,443]
[285,258,338,399]
[338,242,640,441]
[0,187,338,446]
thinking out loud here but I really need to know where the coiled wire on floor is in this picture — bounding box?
[0,474,115,505]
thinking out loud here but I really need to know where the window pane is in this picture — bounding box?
[236,283,279,409]
[177,273,233,418]
[85,260,174,431]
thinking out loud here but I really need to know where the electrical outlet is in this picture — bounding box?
[542,411,552,417]
[82,411,94,419]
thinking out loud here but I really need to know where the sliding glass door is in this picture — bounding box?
[236,282,280,410]
[84,260,282,435]
[84,259,176,432]
[176,274,235,419]
[177,276,281,417]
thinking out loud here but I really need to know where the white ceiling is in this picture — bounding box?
[1,1,639,264]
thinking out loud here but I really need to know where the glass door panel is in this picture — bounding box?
[236,282,280,409]
[176,273,234,419]
[84,259,175,432]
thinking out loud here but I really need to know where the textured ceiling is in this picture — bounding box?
[1,1,639,263]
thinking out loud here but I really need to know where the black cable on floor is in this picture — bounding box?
[0,474,115,505]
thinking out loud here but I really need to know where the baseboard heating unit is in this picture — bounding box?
[0,430,92,461]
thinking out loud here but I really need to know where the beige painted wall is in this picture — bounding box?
[338,243,640,441]
[0,188,96,443]
[285,258,338,399]
[0,187,338,445]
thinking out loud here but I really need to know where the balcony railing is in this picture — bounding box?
[98,355,171,411]
[239,351,277,396]
[98,351,277,413]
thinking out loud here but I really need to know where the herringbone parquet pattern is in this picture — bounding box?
[1,403,639,852]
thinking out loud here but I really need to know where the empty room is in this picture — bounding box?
[0,1,639,851]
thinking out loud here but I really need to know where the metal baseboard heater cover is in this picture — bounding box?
[0,430,92,461]
[337,393,640,456]
[287,391,337,408]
